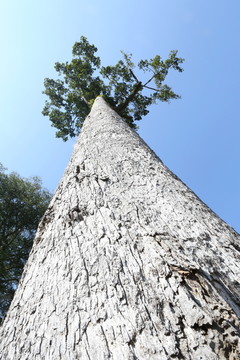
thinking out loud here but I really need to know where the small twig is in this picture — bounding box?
[143,85,161,92]
[117,81,143,112]
[143,74,156,87]
[82,96,91,106]
[129,69,139,82]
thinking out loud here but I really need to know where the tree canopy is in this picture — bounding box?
[0,164,51,321]
[42,36,184,141]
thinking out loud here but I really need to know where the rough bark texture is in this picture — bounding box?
[0,97,240,359]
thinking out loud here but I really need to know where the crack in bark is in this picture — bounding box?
[1,97,240,359]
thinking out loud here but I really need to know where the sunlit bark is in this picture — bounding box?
[0,97,239,359]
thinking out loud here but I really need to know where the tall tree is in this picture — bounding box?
[0,98,239,359]
[0,164,51,321]
[42,36,184,141]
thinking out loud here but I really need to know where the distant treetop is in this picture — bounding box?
[42,36,184,141]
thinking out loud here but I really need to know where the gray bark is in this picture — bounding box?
[0,97,239,359]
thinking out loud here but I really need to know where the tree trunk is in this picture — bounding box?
[0,97,239,359]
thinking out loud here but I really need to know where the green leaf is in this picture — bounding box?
[42,36,184,141]
[0,164,51,320]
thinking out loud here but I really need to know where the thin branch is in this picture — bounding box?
[0,277,20,284]
[143,85,161,92]
[143,74,156,87]
[82,96,91,106]
[116,81,143,113]
[74,82,91,107]
[103,73,119,87]
[1,228,24,250]
[129,69,139,82]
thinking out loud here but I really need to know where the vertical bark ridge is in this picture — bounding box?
[0,97,239,359]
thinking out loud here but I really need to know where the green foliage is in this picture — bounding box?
[42,36,184,141]
[0,164,51,321]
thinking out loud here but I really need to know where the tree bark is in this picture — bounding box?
[0,97,240,359]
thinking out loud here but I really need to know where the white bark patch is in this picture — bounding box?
[0,97,240,359]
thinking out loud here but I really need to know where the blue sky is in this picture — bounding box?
[0,0,239,232]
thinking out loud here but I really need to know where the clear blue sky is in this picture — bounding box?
[0,0,239,232]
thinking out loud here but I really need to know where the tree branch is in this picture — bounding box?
[129,69,139,82]
[143,85,161,92]
[0,277,20,284]
[116,82,143,113]
[82,96,91,106]
[143,74,156,87]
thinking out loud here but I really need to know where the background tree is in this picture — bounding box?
[42,36,184,141]
[0,164,51,321]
